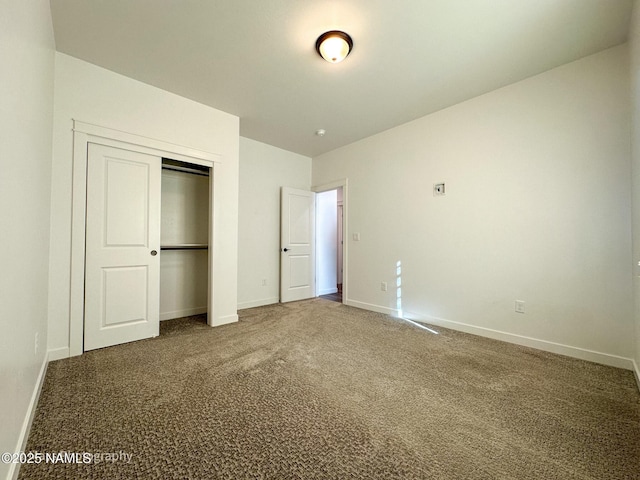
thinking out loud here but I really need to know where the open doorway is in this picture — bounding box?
[316,187,344,303]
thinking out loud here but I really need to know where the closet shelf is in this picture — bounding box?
[161,244,208,250]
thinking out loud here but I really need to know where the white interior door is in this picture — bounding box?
[280,187,316,302]
[84,143,161,351]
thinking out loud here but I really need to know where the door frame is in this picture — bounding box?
[69,120,221,356]
[312,179,348,305]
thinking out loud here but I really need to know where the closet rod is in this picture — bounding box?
[161,164,209,177]
[161,244,209,250]
[162,157,209,177]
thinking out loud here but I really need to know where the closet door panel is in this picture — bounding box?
[84,143,161,351]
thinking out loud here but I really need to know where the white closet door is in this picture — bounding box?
[84,143,161,351]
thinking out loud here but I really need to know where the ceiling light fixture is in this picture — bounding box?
[315,30,353,63]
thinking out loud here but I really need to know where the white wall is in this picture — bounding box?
[48,53,239,356]
[238,137,311,309]
[0,1,54,478]
[313,45,634,368]
[630,0,640,385]
[317,190,338,295]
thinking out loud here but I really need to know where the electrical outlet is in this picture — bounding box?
[261,279,267,286]
[515,300,525,314]
[381,281,387,292]
[34,332,39,356]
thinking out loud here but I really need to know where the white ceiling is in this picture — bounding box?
[50,0,633,158]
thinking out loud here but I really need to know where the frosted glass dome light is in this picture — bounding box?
[316,31,353,63]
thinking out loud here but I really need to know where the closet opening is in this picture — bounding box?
[160,158,211,323]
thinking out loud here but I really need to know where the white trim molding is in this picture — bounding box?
[72,120,222,166]
[312,179,349,306]
[237,297,279,310]
[633,359,640,392]
[403,311,635,371]
[348,299,401,317]
[318,287,339,296]
[70,120,224,356]
[348,299,636,371]
[160,307,208,322]
[8,354,48,480]
[211,314,239,327]
[47,347,70,362]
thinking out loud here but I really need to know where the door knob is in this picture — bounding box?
[151,250,158,256]
[283,248,290,252]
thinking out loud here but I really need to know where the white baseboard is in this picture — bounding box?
[8,353,48,480]
[633,359,640,392]
[160,306,207,321]
[345,299,635,371]
[210,313,238,327]
[237,297,279,310]
[404,311,634,371]
[346,299,400,317]
[318,287,338,296]
[47,346,70,361]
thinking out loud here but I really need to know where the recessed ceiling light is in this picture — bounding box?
[315,129,326,137]
[315,31,353,63]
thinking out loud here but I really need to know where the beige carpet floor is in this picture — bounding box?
[19,299,640,479]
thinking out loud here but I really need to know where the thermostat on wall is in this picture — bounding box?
[433,183,445,196]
